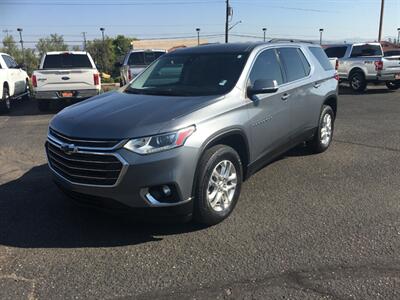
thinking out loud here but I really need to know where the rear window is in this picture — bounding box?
[278,48,310,82]
[128,51,165,66]
[350,44,382,57]
[42,54,93,69]
[324,46,347,58]
[309,47,334,71]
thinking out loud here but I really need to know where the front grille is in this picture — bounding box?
[49,128,121,149]
[46,142,124,186]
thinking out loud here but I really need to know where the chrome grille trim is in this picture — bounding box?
[48,128,127,151]
[46,135,128,188]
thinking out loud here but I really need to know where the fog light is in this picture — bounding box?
[162,185,172,196]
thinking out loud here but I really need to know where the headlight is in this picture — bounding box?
[123,125,195,154]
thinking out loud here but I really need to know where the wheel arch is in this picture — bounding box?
[323,95,337,117]
[348,67,365,80]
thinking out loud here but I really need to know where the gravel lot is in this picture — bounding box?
[0,86,399,299]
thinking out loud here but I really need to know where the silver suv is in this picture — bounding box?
[46,42,338,225]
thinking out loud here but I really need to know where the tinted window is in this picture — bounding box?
[384,50,400,57]
[309,47,334,71]
[128,51,165,66]
[278,48,309,82]
[42,54,93,69]
[324,46,347,58]
[2,55,17,68]
[249,49,284,86]
[351,44,382,57]
[127,52,249,96]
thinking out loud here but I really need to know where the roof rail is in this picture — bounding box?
[269,38,315,44]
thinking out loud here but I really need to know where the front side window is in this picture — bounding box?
[2,55,17,68]
[126,52,249,96]
[248,49,284,86]
[351,44,382,57]
[42,54,93,69]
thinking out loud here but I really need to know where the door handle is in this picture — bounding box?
[281,93,290,101]
[314,82,321,88]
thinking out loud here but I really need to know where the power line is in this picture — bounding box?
[0,1,222,5]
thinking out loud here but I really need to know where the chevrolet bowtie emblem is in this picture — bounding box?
[60,143,78,155]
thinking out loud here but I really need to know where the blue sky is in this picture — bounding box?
[0,0,399,47]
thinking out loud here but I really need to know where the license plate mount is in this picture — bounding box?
[61,91,74,98]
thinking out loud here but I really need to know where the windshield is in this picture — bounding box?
[128,51,165,66]
[42,54,93,69]
[125,52,249,96]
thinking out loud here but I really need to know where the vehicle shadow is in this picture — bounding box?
[0,164,205,249]
[338,84,394,95]
[7,98,69,117]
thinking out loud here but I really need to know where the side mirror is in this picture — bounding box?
[247,79,279,99]
[17,63,26,70]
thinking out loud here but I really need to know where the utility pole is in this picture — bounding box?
[319,28,324,45]
[82,32,87,50]
[397,28,400,45]
[17,28,24,66]
[196,28,200,45]
[225,0,230,43]
[262,28,267,42]
[378,0,385,42]
[2,29,12,38]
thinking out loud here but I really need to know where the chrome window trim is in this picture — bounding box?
[46,137,129,188]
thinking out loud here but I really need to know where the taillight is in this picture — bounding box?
[31,75,37,87]
[374,61,383,71]
[93,73,99,86]
[128,69,132,81]
[334,73,339,81]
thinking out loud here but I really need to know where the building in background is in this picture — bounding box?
[131,38,208,52]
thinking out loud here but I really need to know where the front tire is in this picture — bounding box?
[194,145,243,226]
[307,105,335,153]
[349,71,367,93]
[0,86,11,114]
[386,81,400,90]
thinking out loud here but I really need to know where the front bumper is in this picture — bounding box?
[46,135,199,214]
[34,89,100,100]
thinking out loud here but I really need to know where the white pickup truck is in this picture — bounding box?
[324,43,400,92]
[32,51,101,111]
[0,53,30,113]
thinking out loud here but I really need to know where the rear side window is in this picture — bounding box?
[249,49,284,86]
[324,46,347,58]
[278,48,310,82]
[42,54,93,69]
[128,51,165,66]
[309,47,334,71]
[350,44,382,57]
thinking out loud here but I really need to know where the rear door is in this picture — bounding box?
[246,48,291,161]
[36,53,96,91]
[277,47,316,138]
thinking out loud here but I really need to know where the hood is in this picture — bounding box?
[50,90,220,139]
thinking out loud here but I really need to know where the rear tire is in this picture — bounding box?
[37,99,50,112]
[349,71,367,93]
[307,105,335,154]
[22,80,31,100]
[386,81,400,90]
[0,86,11,114]
[193,145,243,226]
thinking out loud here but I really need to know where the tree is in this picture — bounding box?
[1,36,38,75]
[36,34,68,57]
[112,35,133,59]
[86,37,116,75]
[2,36,19,58]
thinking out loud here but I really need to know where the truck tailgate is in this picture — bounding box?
[34,69,97,91]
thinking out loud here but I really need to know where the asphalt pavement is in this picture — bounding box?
[0,86,399,299]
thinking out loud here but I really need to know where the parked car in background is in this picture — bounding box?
[384,49,400,57]
[32,51,101,111]
[0,53,30,113]
[118,49,166,86]
[324,43,400,92]
[46,42,338,225]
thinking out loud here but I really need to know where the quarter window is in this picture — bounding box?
[309,47,334,71]
[248,49,284,86]
[324,46,347,58]
[278,48,310,82]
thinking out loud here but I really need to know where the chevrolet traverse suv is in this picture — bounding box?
[46,42,338,225]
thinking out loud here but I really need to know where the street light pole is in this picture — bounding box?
[100,27,105,72]
[225,0,230,43]
[196,28,200,45]
[319,28,324,45]
[378,0,385,42]
[262,28,267,42]
[17,28,24,66]
[397,28,400,45]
